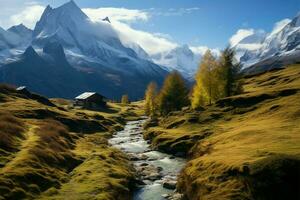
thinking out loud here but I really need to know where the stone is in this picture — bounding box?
[140,162,149,166]
[146,172,162,181]
[163,180,177,190]
[157,166,163,172]
[175,152,185,157]
[135,179,146,186]
[162,193,171,199]
[170,193,184,200]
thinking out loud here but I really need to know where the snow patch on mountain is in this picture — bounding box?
[151,44,201,79]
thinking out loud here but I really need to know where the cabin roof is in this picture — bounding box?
[16,86,27,91]
[75,92,106,100]
[75,92,96,100]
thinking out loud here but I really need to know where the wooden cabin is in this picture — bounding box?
[74,92,107,109]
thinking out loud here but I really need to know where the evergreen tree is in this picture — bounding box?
[157,71,189,115]
[144,82,158,116]
[218,47,243,97]
[121,94,129,104]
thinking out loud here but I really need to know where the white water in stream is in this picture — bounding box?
[109,119,186,200]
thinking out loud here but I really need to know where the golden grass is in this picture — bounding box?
[0,120,81,199]
[0,87,143,199]
[0,112,25,166]
[40,133,135,200]
[145,64,300,199]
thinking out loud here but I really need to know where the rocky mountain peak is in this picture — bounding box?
[23,46,39,58]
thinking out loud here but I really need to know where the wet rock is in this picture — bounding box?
[128,153,148,161]
[157,166,163,172]
[175,152,185,157]
[169,156,176,159]
[143,118,159,129]
[140,154,149,160]
[162,193,171,199]
[163,180,177,190]
[135,179,146,186]
[128,154,139,161]
[170,193,184,200]
[140,162,149,166]
[146,172,163,181]
[136,164,163,181]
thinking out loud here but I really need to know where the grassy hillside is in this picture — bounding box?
[144,64,300,200]
[0,85,142,200]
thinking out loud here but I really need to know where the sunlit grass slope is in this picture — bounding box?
[0,85,140,199]
[144,64,300,200]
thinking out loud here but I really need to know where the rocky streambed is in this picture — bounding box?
[109,119,186,200]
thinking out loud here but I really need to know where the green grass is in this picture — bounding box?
[144,64,300,200]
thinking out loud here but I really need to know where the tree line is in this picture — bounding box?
[145,47,243,116]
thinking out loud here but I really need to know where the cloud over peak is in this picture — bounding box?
[83,7,149,23]
[230,29,256,47]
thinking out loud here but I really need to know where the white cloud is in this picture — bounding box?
[190,46,220,57]
[269,18,291,36]
[83,7,177,55]
[0,1,44,29]
[109,21,177,55]
[10,5,44,29]
[190,46,209,55]
[83,7,149,23]
[229,29,255,46]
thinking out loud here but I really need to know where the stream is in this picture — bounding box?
[109,119,186,200]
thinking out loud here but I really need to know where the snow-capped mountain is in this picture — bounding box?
[231,30,266,63]
[0,1,168,99]
[151,44,201,79]
[239,13,300,73]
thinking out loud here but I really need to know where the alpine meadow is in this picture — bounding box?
[0,1,299,200]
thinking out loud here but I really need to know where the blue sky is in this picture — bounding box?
[0,0,299,52]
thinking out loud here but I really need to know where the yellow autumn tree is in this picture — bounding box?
[144,82,158,116]
[191,50,218,108]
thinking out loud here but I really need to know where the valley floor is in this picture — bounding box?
[144,64,300,200]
